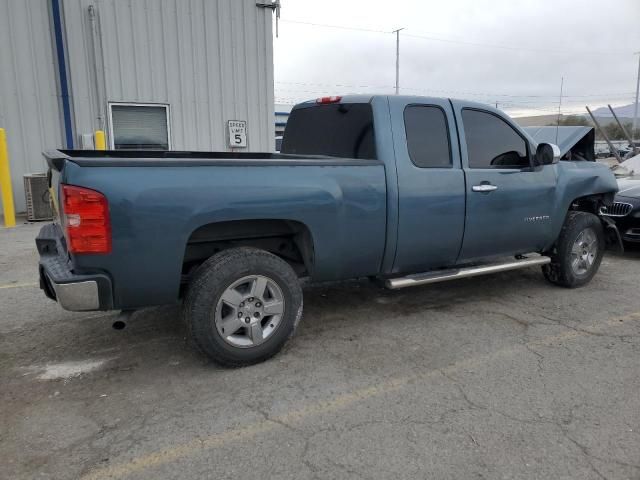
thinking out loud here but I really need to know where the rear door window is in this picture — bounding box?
[281,103,376,159]
[404,105,451,168]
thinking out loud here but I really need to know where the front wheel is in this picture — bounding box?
[183,247,303,367]
[542,211,604,288]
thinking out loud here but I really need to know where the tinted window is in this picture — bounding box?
[404,105,451,168]
[462,109,529,169]
[281,103,376,159]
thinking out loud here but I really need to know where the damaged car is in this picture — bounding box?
[604,161,640,244]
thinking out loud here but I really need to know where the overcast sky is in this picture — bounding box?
[273,0,640,117]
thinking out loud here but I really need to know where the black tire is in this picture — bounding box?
[183,247,303,367]
[542,211,604,288]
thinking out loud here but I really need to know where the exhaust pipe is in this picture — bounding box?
[112,310,134,330]
[112,320,126,330]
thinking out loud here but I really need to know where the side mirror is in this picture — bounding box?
[535,143,561,166]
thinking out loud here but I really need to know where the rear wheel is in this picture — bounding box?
[542,211,604,288]
[184,247,303,367]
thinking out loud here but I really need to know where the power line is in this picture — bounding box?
[274,82,634,115]
[402,32,627,56]
[280,19,388,34]
[274,95,613,115]
[274,82,635,101]
[279,19,634,56]
[273,94,607,116]
[274,80,634,98]
[274,93,633,114]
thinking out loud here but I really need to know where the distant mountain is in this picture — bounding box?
[591,103,638,117]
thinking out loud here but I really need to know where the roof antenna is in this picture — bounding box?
[555,76,564,144]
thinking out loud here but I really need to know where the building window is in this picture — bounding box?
[108,103,170,150]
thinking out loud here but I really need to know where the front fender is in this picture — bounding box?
[546,161,618,248]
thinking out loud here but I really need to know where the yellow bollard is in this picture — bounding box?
[95,130,106,150]
[0,128,16,228]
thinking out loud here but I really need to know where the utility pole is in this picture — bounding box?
[633,51,640,144]
[393,28,404,95]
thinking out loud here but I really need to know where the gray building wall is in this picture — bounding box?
[0,0,275,214]
[0,0,65,213]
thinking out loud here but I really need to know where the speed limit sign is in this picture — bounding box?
[227,120,247,148]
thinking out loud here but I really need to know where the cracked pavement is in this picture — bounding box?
[1,222,639,479]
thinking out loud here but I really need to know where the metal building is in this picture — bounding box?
[274,103,293,137]
[0,0,276,213]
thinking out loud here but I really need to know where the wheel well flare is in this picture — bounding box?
[183,219,314,277]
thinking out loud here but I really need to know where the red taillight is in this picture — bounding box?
[316,96,342,104]
[60,184,111,254]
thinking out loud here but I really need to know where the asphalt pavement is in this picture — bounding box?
[1,221,639,479]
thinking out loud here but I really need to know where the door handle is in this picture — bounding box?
[472,184,498,192]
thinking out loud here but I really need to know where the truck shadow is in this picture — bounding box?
[609,242,640,260]
[9,265,601,377]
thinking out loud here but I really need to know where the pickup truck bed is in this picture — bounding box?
[43,149,387,309]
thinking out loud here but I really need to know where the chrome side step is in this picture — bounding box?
[385,255,551,290]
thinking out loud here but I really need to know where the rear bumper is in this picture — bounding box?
[40,275,101,311]
[37,224,113,311]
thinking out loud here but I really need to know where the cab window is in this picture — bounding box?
[462,109,529,169]
[281,103,376,159]
[404,105,452,168]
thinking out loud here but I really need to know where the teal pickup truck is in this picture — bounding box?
[37,95,619,366]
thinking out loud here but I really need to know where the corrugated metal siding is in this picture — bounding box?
[0,0,65,213]
[63,0,274,152]
[1,0,274,214]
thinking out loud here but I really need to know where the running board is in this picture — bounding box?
[385,256,551,290]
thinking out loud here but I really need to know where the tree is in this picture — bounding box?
[601,122,640,141]
[547,116,640,141]
[546,115,591,127]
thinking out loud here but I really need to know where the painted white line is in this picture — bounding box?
[0,281,38,290]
